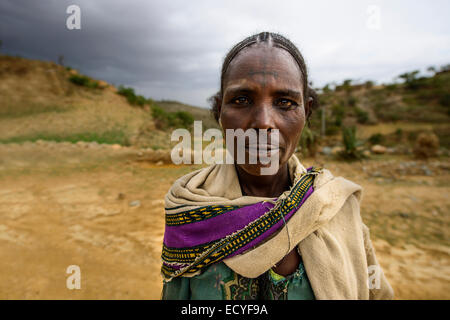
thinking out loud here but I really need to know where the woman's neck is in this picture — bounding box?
[235,163,291,198]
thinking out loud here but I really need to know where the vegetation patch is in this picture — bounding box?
[117,86,147,106]
[69,74,100,89]
[151,105,194,129]
[0,129,130,146]
[0,104,68,119]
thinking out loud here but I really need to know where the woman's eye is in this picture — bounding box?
[232,96,250,105]
[276,99,298,108]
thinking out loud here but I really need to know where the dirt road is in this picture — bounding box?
[0,143,448,299]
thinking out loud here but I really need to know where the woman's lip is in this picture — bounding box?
[245,144,280,150]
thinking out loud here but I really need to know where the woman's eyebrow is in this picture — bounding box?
[274,89,302,100]
[223,86,255,96]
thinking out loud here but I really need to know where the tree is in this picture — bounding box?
[398,70,421,90]
[439,64,450,73]
[427,66,436,75]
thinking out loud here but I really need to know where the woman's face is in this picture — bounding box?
[220,44,307,176]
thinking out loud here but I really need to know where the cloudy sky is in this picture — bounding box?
[1,0,449,107]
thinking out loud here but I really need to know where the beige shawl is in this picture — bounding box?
[164,154,394,300]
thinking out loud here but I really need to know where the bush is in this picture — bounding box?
[338,126,365,160]
[398,70,428,91]
[413,132,439,158]
[332,104,345,126]
[355,107,369,124]
[174,111,194,128]
[69,74,99,88]
[364,80,374,89]
[298,126,319,157]
[348,96,358,107]
[151,105,194,129]
[117,86,147,106]
[368,133,384,145]
[439,93,450,108]
[384,83,398,91]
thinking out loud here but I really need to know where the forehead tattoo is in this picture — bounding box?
[245,51,280,88]
[247,70,279,88]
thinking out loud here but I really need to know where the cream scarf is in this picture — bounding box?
[164,154,394,299]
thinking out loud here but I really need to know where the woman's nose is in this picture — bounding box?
[249,100,276,131]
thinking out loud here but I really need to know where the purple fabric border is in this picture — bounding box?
[163,184,314,250]
[163,185,314,270]
[163,201,275,248]
[226,186,313,258]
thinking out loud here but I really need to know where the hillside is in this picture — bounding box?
[0,55,155,146]
[296,68,450,160]
[0,55,220,151]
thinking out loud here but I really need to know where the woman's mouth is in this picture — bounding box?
[245,144,280,152]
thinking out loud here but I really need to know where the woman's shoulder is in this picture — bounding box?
[312,167,363,203]
[301,166,364,229]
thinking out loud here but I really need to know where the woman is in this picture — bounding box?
[160,32,394,300]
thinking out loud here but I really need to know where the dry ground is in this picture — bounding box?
[0,143,448,299]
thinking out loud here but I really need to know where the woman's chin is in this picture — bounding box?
[236,160,282,177]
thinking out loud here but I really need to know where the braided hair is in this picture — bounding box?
[209,32,319,123]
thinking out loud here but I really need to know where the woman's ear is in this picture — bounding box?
[216,94,223,128]
[216,95,222,116]
[306,96,313,118]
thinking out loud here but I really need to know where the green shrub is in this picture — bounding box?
[348,96,358,107]
[398,70,428,91]
[368,133,384,145]
[355,107,369,124]
[439,93,450,107]
[332,104,345,126]
[117,86,147,106]
[174,111,194,128]
[338,126,365,160]
[298,126,319,157]
[364,80,374,89]
[151,105,194,129]
[69,74,99,88]
[385,83,398,91]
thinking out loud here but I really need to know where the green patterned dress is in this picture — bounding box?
[162,254,315,300]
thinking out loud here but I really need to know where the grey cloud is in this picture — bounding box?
[1,0,449,107]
